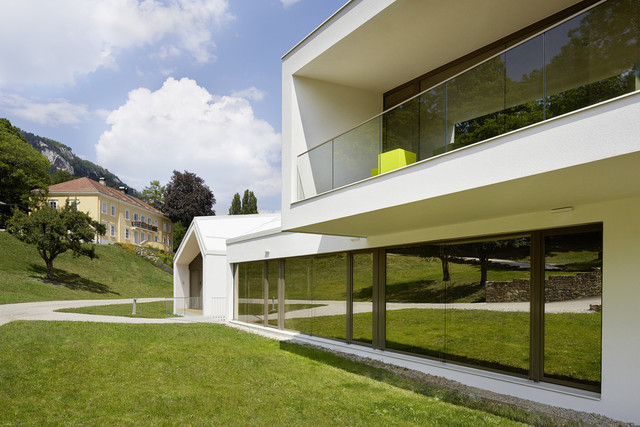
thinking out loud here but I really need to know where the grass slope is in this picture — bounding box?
[0,321,548,426]
[0,231,172,304]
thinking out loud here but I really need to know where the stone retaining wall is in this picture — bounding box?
[486,271,601,303]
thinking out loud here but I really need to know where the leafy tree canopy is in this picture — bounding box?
[141,180,165,211]
[0,118,50,207]
[7,201,106,280]
[51,169,75,185]
[163,170,215,226]
[229,189,258,215]
[229,193,242,215]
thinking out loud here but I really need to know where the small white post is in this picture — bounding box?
[132,298,137,315]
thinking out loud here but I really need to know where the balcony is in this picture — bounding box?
[131,220,158,232]
[296,0,640,202]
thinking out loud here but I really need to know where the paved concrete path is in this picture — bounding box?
[238,296,602,323]
[0,298,216,327]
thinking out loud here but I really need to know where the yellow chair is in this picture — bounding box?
[371,148,417,176]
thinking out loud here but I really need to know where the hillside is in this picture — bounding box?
[20,130,139,196]
[0,231,172,304]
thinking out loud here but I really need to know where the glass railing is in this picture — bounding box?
[297,0,640,201]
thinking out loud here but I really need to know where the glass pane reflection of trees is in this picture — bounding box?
[237,228,602,390]
[385,238,531,375]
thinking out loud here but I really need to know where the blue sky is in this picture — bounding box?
[0,0,346,213]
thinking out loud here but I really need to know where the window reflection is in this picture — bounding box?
[352,252,374,344]
[237,261,264,325]
[266,261,279,327]
[544,230,602,388]
[284,254,348,340]
[385,238,531,374]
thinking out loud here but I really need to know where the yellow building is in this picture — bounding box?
[47,177,173,251]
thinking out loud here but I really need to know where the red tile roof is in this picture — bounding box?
[48,177,165,216]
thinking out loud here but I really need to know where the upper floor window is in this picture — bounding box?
[154,219,158,226]
[111,205,116,216]
[163,223,167,232]
[101,202,107,214]
[133,212,139,221]
[168,224,172,233]
[49,200,58,209]
[147,217,152,225]
[141,215,145,223]
[125,209,130,220]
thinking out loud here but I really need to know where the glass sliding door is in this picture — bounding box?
[445,238,530,375]
[543,229,602,390]
[284,257,313,333]
[266,260,279,327]
[352,252,374,344]
[237,261,264,325]
[309,253,347,340]
[284,253,347,339]
[385,245,446,359]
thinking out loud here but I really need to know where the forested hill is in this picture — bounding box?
[20,130,138,196]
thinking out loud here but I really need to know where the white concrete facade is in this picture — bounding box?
[274,0,640,423]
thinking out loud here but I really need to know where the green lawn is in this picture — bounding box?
[56,301,177,318]
[0,231,172,304]
[0,321,565,426]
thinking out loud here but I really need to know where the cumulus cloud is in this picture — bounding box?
[95,77,281,211]
[0,93,91,126]
[0,0,233,87]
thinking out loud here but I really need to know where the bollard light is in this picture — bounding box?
[132,298,137,315]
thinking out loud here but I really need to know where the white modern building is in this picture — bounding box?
[175,0,640,422]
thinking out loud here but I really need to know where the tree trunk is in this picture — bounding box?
[480,256,488,287]
[440,255,451,281]
[46,260,54,280]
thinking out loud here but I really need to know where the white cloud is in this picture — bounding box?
[0,93,91,126]
[0,0,233,87]
[281,0,302,8]
[231,87,266,102]
[95,77,281,212]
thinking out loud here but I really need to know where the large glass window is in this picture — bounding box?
[266,261,279,327]
[235,226,602,392]
[542,230,602,390]
[445,238,530,375]
[284,254,347,340]
[237,261,264,326]
[352,252,374,344]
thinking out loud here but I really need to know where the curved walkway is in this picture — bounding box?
[0,298,216,327]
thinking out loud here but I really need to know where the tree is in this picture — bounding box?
[229,189,258,215]
[141,180,165,211]
[229,193,242,215]
[163,170,215,226]
[7,201,106,280]
[172,221,187,252]
[0,118,50,207]
[51,169,75,184]
[241,189,258,214]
